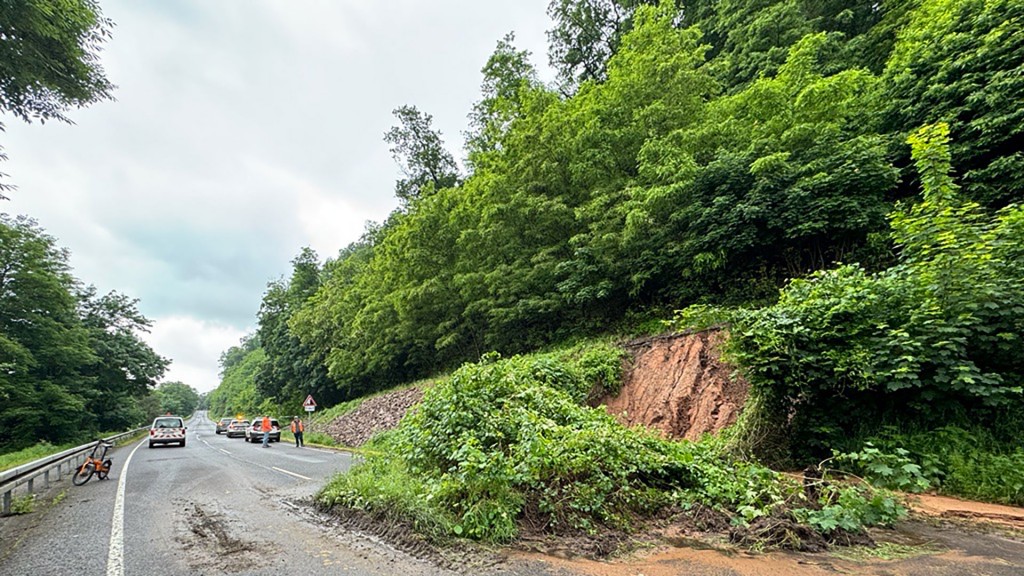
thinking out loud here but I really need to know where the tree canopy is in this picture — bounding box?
[214,0,1023,449]
[0,0,116,197]
[0,215,168,451]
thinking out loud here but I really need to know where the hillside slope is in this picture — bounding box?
[604,329,747,440]
[317,330,746,446]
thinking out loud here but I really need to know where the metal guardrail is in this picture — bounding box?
[0,428,146,516]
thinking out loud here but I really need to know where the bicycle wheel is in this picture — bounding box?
[72,461,95,486]
[97,459,112,480]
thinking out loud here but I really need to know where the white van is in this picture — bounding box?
[149,416,187,448]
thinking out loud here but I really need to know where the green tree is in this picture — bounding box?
[0,0,115,197]
[154,381,200,416]
[255,247,335,404]
[466,32,543,168]
[77,286,170,431]
[208,345,266,419]
[546,0,647,90]
[218,333,259,377]
[384,106,461,207]
[0,215,166,450]
[290,233,379,398]
[0,214,92,449]
[880,0,1024,208]
[627,33,895,304]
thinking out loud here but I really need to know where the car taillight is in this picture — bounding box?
[149,429,154,436]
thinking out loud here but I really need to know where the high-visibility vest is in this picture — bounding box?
[262,416,271,430]
[291,420,304,433]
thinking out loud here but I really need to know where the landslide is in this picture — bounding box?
[316,328,748,447]
[603,328,749,440]
[313,385,424,447]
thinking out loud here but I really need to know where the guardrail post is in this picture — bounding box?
[0,427,145,507]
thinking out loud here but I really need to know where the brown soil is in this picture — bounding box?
[603,328,748,440]
[909,493,1024,530]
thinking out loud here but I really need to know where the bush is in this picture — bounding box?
[728,124,1024,458]
[318,343,901,545]
[830,442,931,493]
[867,425,1024,506]
[397,351,687,538]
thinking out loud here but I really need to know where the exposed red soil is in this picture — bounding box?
[603,328,749,440]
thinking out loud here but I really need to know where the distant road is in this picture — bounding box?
[0,411,462,576]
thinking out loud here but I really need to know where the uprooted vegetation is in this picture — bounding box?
[316,342,906,553]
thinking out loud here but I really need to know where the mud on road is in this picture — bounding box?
[177,500,268,574]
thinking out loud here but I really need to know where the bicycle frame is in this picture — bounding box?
[72,441,113,486]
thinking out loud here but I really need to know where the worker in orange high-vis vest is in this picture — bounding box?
[261,415,272,447]
[291,416,304,448]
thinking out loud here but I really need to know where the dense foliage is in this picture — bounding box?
[859,425,1024,506]
[218,0,1022,513]
[206,335,267,419]
[722,124,1023,459]
[0,0,115,196]
[0,215,168,452]
[153,381,201,417]
[212,0,1020,411]
[319,346,904,543]
[0,0,113,123]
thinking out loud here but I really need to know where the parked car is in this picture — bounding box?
[245,417,281,443]
[215,417,232,434]
[149,415,187,448]
[226,419,250,438]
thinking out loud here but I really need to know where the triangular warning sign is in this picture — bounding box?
[303,395,316,407]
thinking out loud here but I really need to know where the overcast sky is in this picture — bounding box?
[2,0,554,393]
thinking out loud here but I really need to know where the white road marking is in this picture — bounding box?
[272,466,312,480]
[106,439,145,576]
[219,448,231,455]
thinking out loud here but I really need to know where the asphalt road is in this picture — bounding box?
[0,412,465,576]
[5,414,1022,576]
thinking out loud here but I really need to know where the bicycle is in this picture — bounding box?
[72,441,114,486]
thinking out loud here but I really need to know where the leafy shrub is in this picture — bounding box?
[831,443,930,493]
[319,343,899,545]
[793,484,906,534]
[397,352,692,538]
[729,124,1024,458]
[867,425,1024,506]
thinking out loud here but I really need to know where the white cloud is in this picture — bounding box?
[246,158,376,259]
[2,0,553,395]
[141,316,250,393]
